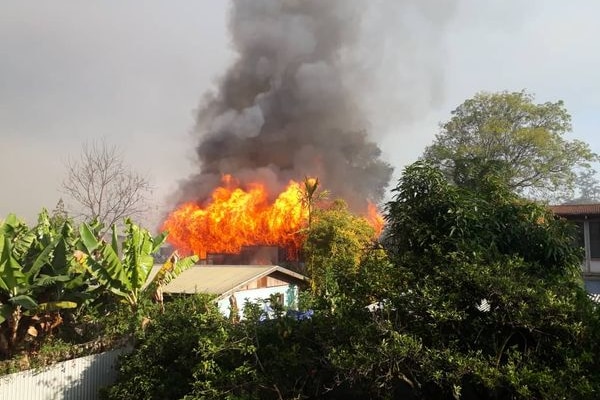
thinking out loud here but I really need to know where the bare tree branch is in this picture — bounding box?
[62,139,152,229]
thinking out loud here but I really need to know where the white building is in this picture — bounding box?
[551,204,600,300]
[551,204,600,275]
[162,265,309,319]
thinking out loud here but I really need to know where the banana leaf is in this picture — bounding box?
[34,274,72,287]
[145,253,198,299]
[79,222,130,293]
[36,301,77,312]
[79,223,102,253]
[0,237,26,295]
[28,234,62,279]
[9,294,38,310]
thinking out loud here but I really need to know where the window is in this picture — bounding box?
[590,221,600,259]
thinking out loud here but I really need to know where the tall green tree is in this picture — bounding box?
[423,90,598,200]
[379,161,600,398]
[303,200,375,302]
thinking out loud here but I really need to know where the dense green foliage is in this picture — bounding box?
[0,211,193,368]
[0,211,81,358]
[102,295,345,400]
[103,162,600,399]
[422,90,598,200]
[303,200,376,301]
[382,162,600,398]
[100,295,224,400]
[5,157,598,397]
[76,219,197,312]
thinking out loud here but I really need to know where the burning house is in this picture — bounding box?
[161,0,452,262]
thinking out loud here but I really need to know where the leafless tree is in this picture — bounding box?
[62,140,152,228]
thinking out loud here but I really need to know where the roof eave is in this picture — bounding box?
[215,266,309,301]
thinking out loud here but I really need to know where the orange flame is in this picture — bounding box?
[162,176,307,259]
[367,202,385,237]
[162,175,386,259]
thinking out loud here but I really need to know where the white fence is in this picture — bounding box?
[0,347,130,400]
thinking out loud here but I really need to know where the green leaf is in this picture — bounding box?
[123,219,158,293]
[51,235,69,275]
[79,223,101,253]
[99,244,131,291]
[2,213,19,229]
[151,231,168,253]
[64,273,87,290]
[0,304,12,324]
[29,235,61,279]
[34,274,72,287]
[111,224,120,255]
[37,301,78,312]
[0,236,26,294]
[9,294,38,310]
[123,220,141,290]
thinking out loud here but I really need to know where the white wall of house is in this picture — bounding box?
[217,284,299,319]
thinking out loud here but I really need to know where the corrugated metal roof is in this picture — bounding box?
[162,265,308,298]
[550,203,600,216]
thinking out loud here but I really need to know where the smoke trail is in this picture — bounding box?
[175,0,456,210]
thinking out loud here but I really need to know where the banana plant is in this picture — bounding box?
[76,218,197,312]
[146,251,198,312]
[0,211,79,357]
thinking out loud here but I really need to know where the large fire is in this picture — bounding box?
[162,175,384,259]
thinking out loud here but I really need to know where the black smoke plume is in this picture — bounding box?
[176,0,455,210]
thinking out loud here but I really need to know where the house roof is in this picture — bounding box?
[549,203,600,217]
[162,265,308,299]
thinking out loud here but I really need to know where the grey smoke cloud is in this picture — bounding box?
[210,104,265,139]
[175,0,457,210]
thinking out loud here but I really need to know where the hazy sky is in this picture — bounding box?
[1,1,599,226]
